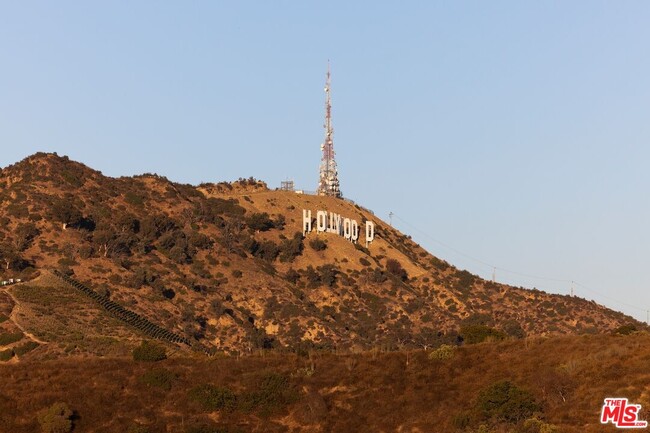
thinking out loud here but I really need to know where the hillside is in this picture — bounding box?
[0,152,643,358]
[0,333,648,433]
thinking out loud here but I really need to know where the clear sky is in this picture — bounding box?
[1,2,649,322]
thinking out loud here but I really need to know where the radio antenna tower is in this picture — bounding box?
[317,61,342,198]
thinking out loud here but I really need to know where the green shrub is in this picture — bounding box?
[477,381,539,423]
[240,373,298,416]
[0,349,14,362]
[57,257,77,267]
[516,417,559,433]
[317,264,337,287]
[246,212,274,231]
[278,233,304,262]
[614,324,637,335]
[284,269,300,284]
[0,332,23,346]
[254,240,279,262]
[138,368,176,391]
[0,314,7,324]
[428,344,456,360]
[132,341,167,362]
[385,259,408,281]
[460,325,506,344]
[124,191,145,206]
[37,402,73,433]
[14,341,39,356]
[308,238,327,251]
[188,384,237,412]
[502,320,526,339]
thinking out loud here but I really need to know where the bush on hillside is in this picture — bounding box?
[132,341,167,362]
[614,324,637,335]
[246,212,274,232]
[460,325,506,344]
[318,264,337,287]
[278,233,304,262]
[13,341,39,356]
[428,344,456,361]
[0,332,23,346]
[138,368,177,391]
[385,259,408,281]
[254,241,280,262]
[0,349,14,362]
[240,373,298,416]
[477,381,539,423]
[37,402,73,433]
[189,384,237,412]
[284,268,300,284]
[516,417,559,433]
[503,320,527,339]
[308,238,327,251]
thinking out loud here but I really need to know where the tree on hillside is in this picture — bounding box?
[386,259,408,281]
[92,224,136,258]
[246,212,274,232]
[114,213,140,234]
[140,214,177,241]
[14,222,40,251]
[279,232,304,262]
[0,243,26,271]
[219,220,243,254]
[51,199,83,230]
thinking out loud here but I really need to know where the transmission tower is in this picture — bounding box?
[317,61,342,198]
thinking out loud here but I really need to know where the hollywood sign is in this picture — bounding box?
[302,209,375,247]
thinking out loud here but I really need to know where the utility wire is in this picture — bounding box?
[390,212,649,314]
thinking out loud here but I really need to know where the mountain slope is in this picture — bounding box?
[1,333,648,433]
[0,152,642,357]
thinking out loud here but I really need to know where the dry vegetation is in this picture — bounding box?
[0,333,648,432]
[0,153,647,432]
[0,152,642,357]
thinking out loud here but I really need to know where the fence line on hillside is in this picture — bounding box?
[50,269,197,348]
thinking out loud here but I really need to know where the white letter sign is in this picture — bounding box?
[316,211,327,233]
[301,209,376,246]
[343,218,351,240]
[365,221,375,247]
[351,219,359,243]
[302,209,312,235]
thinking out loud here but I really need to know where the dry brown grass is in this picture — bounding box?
[0,333,648,432]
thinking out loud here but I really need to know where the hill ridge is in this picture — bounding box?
[0,152,644,358]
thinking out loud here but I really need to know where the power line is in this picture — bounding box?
[389,212,649,315]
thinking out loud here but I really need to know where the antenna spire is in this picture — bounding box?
[317,61,342,198]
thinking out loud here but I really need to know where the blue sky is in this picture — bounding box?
[1,2,649,321]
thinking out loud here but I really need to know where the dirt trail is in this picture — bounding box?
[1,286,48,345]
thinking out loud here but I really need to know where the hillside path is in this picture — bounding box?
[2,286,48,345]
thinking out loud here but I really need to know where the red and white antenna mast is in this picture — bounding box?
[317,61,342,198]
